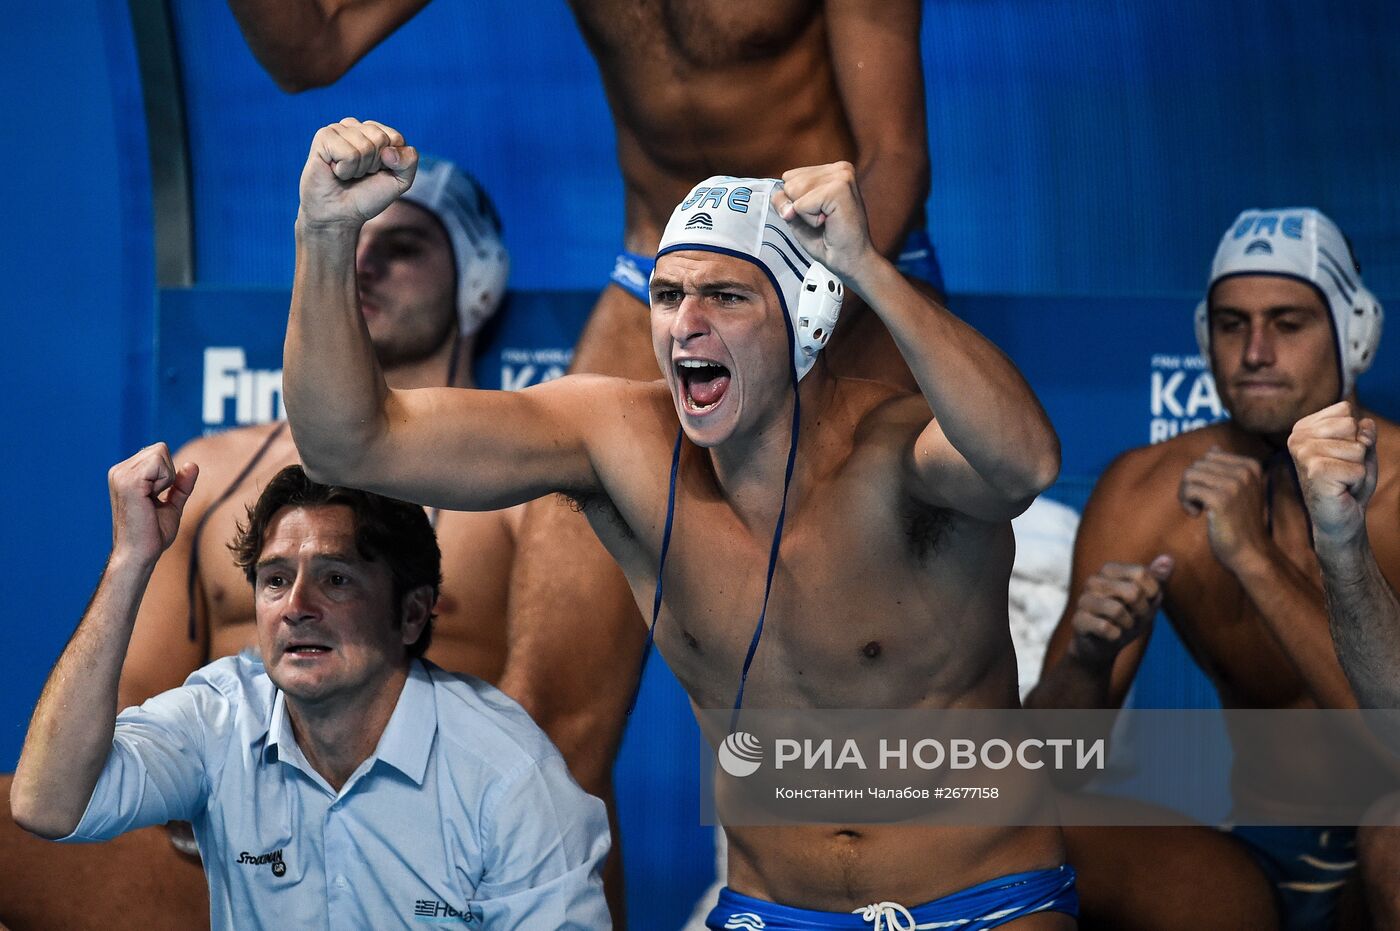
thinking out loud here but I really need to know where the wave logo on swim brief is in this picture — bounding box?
[718,731,764,777]
[723,912,767,930]
[686,212,715,230]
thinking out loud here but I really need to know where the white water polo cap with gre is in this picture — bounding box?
[1195,208,1383,398]
[401,157,510,338]
[655,176,844,381]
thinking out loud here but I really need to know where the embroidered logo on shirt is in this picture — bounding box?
[237,847,287,877]
[412,898,479,923]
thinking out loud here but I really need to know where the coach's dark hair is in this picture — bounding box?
[230,465,441,658]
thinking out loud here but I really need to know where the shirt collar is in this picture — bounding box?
[258,660,437,787]
[371,660,437,785]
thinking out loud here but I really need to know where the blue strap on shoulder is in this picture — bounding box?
[628,427,685,714]
[731,390,800,730]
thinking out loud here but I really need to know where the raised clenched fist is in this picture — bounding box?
[1288,401,1378,549]
[107,443,198,565]
[297,117,418,229]
[771,162,874,282]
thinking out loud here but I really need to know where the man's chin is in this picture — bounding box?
[1229,404,1305,438]
[267,663,333,701]
[676,399,739,448]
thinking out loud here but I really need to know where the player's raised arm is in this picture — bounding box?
[227,0,430,92]
[286,118,602,511]
[1291,402,1400,709]
[774,164,1059,519]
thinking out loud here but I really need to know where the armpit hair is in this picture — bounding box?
[903,498,954,562]
[559,490,635,539]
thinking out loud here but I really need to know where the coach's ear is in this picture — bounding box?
[399,585,435,649]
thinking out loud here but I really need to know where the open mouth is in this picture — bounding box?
[285,643,332,657]
[676,358,731,414]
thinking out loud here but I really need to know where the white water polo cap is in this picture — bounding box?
[656,176,844,381]
[401,157,510,337]
[1195,208,1383,397]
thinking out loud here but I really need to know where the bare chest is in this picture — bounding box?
[1159,488,1323,707]
[571,0,821,68]
[428,508,518,681]
[628,494,1017,710]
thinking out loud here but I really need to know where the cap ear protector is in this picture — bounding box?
[1344,285,1384,376]
[794,262,844,378]
[400,156,510,338]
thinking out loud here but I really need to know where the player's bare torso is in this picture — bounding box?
[1103,416,1400,809]
[568,0,858,251]
[575,375,1063,905]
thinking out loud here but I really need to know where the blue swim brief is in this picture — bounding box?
[705,864,1077,930]
[610,229,946,304]
[1229,825,1357,931]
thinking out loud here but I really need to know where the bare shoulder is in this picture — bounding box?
[1366,409,1400,477]
[1070,425,1230,567]
[174,421,282,463]
[848,378,926,443]
[1362,409,1400,543]
[1094,423,1225,498]
[172,422,291,516]
[535,373,673,431]
[538,374,680,470]
[594,376,679,450]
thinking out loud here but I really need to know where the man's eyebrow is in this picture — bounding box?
[1212,304,1321,317]
[312,552,361,565]
[697,280,756,294]
[649,278,756,294]
[253,552,361,572]
[377,225,433,240]
[1264,304,1323,317]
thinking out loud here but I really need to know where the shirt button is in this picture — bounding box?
[335,875,348,888]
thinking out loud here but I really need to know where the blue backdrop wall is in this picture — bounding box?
[3,1,1398,925]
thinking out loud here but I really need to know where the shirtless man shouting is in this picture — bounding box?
[284,119,1073,926]
[227,1,937,830]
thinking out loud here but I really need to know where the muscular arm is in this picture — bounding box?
[858,257,1059,517]
[285,122,603,510]
[1315,536,1400,709]
[1225,543,1359,709]
[1180,445,1361,709]
[824,0,929,258]
[11,449,196,839]
[1289,404,1399,708]
[779,165,1058,517]
[226,0,429,91]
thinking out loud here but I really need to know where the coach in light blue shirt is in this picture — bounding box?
[10,453,610,930]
